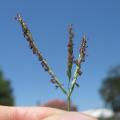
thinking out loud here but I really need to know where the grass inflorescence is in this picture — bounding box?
[15,14,87,111]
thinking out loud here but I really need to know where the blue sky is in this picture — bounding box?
[0,0,120,111]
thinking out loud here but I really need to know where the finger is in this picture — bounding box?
[0,106,64,120]
[14,107,65,120]
[44,112,97,120]
[58,112,98,120]
[0,105,15,120]
[0,106,97,120]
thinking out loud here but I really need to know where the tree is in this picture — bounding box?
[99,65,120,112]
[0,69,14,106]
[40,99,77,111]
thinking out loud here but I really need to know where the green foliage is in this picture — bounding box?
[99,65,120,112]
[0,70,14,106]
[99,116,120,120]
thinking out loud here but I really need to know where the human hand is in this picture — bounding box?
[0,106,97,120]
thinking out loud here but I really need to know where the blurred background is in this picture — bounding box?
[0,0,120,119]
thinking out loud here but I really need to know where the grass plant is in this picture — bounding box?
[15,14,87,111]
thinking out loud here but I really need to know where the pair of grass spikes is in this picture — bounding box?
[15,14,87,111]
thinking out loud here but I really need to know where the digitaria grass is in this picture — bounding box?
[15,14,87,111]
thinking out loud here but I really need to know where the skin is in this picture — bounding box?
[0,106,97,120]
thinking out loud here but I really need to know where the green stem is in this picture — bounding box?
[54,76,67,95]
[67,95,71,111]
[69,66,79,96]
[67,77,71,111]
